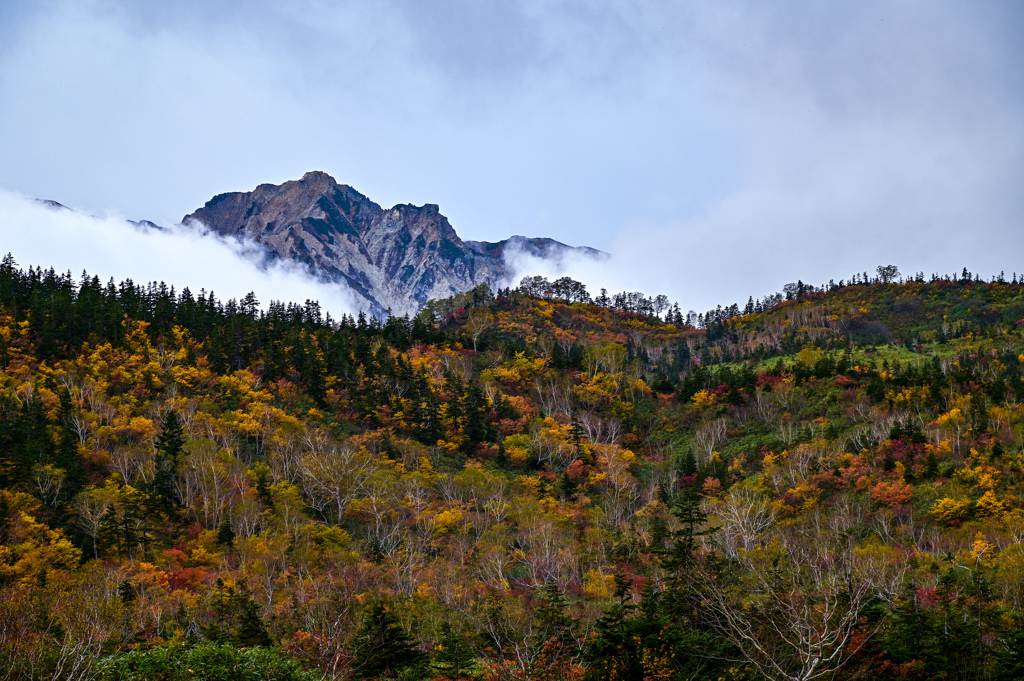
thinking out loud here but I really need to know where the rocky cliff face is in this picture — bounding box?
[183,171,602,316]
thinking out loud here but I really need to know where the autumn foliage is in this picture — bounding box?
[0,257,1023,680]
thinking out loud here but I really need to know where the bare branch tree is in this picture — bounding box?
[464,309,495,352]
[697,517,903,681]
[299,443,377,523]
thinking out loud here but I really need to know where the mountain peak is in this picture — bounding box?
[184,173,602,315]
[298,170,339,186]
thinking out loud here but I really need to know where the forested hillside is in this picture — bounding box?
[1,255,1023,681]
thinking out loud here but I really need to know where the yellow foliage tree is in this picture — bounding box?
[0,492,81,584]
[929,497,972,525]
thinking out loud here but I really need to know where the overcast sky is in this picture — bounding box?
[1,0,1023,314]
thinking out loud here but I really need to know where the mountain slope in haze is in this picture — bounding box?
[183,171,603,316]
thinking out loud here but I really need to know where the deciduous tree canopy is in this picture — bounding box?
[0,254,1023,680]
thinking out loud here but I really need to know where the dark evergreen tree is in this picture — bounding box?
[679,449,697,476]
[585,574,644,680]
[351,599,429,680]
[993,617,1024,681]
[216,518,235,547]
[117,579,137,606]
[462,381,491,453]
[203,578,273,648]
[152,410,185,511]
[253,463,274,506]
[433,621,475,680]
[873,567,1003,679]
[557,471,577,500]
[534,582,572,640]
[529,581,578,673]
[53,389,85,500]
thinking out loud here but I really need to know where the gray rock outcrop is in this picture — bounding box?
[183,171,602,316]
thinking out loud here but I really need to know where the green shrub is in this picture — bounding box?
[97,643,316,681]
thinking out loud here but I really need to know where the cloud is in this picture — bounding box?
[1,1,1022,316]
[0,190,361,318]
[497,242,607,291]
[506,1,1024,313]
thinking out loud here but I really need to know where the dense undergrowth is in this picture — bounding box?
[1,255,1024,680]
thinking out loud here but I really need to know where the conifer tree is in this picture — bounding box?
[54,389,85,499]
[203,578,273,648]
[557,471,577,500]
[462,382,490,452]
[993,618,1024,681]
[351,599,429,680]
[152,410,185,511]
[584,574,641,680]
[537,582,575,643]
[434,621,475,679]
[216,518,235,547]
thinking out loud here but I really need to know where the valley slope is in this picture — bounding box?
[2,262,1024,680]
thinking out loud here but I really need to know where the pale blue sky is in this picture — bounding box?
[1,0,1023,311]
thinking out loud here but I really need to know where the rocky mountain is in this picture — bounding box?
[183,171,603,316]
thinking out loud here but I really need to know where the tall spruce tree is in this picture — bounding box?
[351,599,429,680]
[54,389,85,499]
[433,621,475,680]
[152,410,184,511]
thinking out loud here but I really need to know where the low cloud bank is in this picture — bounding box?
[0,190,361,317]
[500,243,617,295]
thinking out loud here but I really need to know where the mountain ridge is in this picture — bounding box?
[182,171,603,316]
